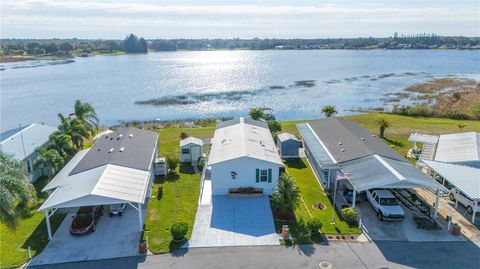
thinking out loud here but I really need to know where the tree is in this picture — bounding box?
[270,173,301,215]
[249,107,265,120]
[166,156,179,173]
[376,117,390,138]
[45,42,58,54]
[123,34,148,53]
[0,151,37,229]
[267,120,282,134]
[179,132,189,140]
[456,123,467,132]
[34,147,64,176]
[321,105,337,117]
[58,42,73,55]
[74,99,99,131]
[48,131,76,158]
[57,114,90,149]
[138,38,148,53]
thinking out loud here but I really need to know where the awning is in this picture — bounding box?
[422,160,480,200]
[408,133,439,144]
[340,155,448,192]
[297,123,338,169]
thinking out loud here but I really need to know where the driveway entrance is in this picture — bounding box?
[188,196,279,247]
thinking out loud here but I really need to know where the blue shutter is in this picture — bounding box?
[268,169,272,183]
[256,169,260,183]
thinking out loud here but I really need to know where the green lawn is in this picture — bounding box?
[0,177,65,269]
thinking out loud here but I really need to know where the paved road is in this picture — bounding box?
[26,241,480,269]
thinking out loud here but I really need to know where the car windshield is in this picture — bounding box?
[380,198,399,206]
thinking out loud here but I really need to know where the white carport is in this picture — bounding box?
[39,148,153,240]
[422,160,480,223]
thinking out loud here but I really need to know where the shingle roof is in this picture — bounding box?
[208,117,283,165]
[0,123,57,161]
[308,117,404,164]
[69,127,158,175]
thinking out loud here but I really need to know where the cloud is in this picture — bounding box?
[1,0,478,38]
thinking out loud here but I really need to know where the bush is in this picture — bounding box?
[197,157,205,171]
[166,156,179,173]
[171,222,189,241]
[341,207,357,223]
[306,217,323,234]
[179,132,189,140]
[270,174,300,215]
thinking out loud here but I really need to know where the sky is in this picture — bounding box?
[1,0,479,39]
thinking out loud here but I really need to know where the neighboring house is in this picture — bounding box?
[207,117,284,195]
[38,127,159,239]
[297,117,446,211]
[277,132,300,159]
[0,123,57,182]
[180,137,203,164]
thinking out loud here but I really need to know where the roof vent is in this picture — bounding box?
[117,134,123,140]
[109,148,114,153]
[372,134,376,137]
[338,142,342,145]
[341,148,346,152]
[361,137,366,141]
[119,147,125,152]
[129,133,133,138]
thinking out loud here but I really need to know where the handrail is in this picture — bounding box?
[198,152,209,205]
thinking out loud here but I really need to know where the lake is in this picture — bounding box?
[1,50,479,131]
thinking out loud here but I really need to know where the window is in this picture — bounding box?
[181,148,190,154]
[26,159,32,173]
[231,171,237,180]
[260,169,268,182]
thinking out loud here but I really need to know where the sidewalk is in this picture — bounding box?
[414,188,480,242]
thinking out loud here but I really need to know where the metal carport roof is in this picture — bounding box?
[422,160,480,200]
[340,155,448,192]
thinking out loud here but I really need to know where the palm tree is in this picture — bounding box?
[456,123,467,132]
[74,99,98,130]
[34,147,64,176]
[249,107,266,120]
[48,132,76,158]
[376,117,391,138]
[321,105,337,117]
[0,151,37,229]
[270,173,301,215]
[57,114,90,149]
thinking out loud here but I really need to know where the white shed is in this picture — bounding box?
[180,137,203,164]
[208,118,284,195]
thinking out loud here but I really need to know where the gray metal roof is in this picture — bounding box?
[277,132,299,142]
[70,127,158,175]
[434,132,480,163]
[297,123,338,169]
[341,155,448,192]
[423,160,480,199]
[308,117,405,163]
[0,123,57,161]
[216,118,268,130]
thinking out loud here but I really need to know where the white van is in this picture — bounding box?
[450,188,479,215]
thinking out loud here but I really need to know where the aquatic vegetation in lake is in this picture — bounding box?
[292,80,316,87]
[135,90,256,106]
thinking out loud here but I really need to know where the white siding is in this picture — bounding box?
[210,157,282,195]
[180,144,202,163]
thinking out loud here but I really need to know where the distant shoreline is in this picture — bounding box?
[0,51,125,63]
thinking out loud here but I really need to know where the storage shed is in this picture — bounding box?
[277,132,300,158]
[180,137,203,164]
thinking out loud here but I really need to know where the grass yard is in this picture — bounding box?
[0,177,65,269]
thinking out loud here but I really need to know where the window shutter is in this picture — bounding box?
[268,169,272,183]
[256,169,260,183]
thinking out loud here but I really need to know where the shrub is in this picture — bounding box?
[267,120,282,134]
[171,222,189,241]
[306,217,323,234]
[270,174,300,215]
[166,156,179,173]
[341,207,357,223]
[197,157,205,171]
[179,132,189,140]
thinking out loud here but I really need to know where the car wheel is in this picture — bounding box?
[449,193,455,201]
[377,211,383,221]
[118,212,122,217]
[466,206,473,215]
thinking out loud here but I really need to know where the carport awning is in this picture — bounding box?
[422,160,480,200]
[340,155,448,192]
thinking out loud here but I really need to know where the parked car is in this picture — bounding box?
[449,188,479,214]
[341,183,362,204]
[70,206,103,235]
[109,203,126,217]
[366,189,405,220]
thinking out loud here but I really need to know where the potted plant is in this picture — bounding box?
[171,222,189,242]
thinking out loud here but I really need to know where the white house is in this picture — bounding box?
[180,137,203,164]
[0,123,57,182]
[207,118,284,195]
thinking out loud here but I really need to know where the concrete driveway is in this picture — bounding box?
[188,196,279,247]
[357,200,465,242]
[29,204,146,266]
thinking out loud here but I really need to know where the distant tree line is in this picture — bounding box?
[1,33,479,57]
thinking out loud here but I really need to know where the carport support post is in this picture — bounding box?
[434,190,440,218]
[472,200,478,223]
[138,203,143,231]
[352,189,357,208]
[45,210,52,240]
